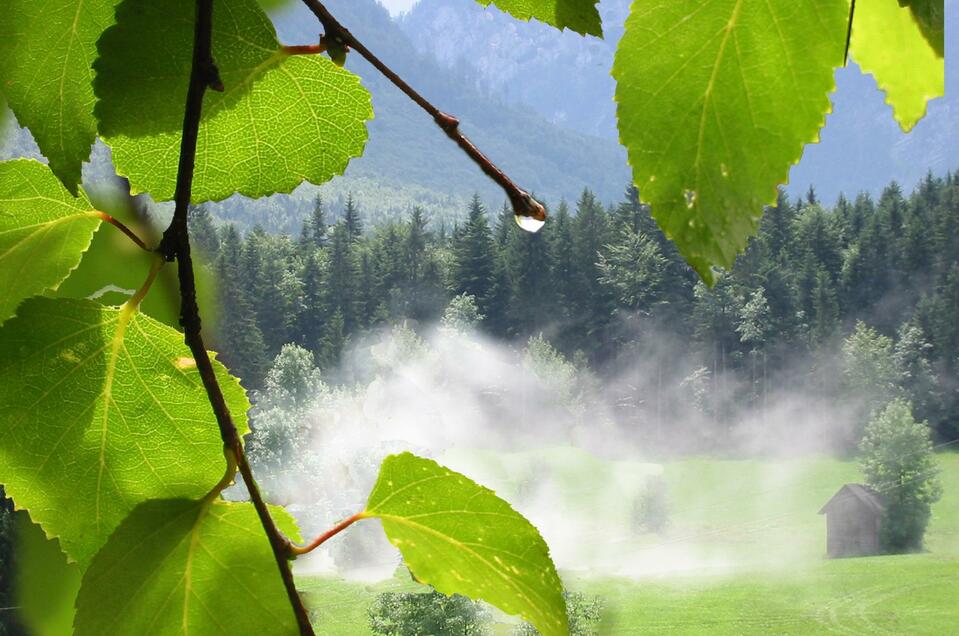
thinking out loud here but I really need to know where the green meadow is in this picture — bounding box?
[298,450,959,634]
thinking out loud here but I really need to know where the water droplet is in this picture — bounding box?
[514,214,545,233]
[684,190,697,208]
[720,163,729,177]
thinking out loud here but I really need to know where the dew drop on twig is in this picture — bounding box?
[515,214,546,233]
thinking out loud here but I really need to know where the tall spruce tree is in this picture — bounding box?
[451,195,496,319]
[214,225,268,386]
[344,193,363,241]
[327,221,359,333]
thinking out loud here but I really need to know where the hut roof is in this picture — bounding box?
[818,483,885,516]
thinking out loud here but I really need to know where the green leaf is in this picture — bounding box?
[612,0,847,283]
[898,0,944,57]
[0,160,102,323]
[850,0,944,131]
[0,0,120,193]
[74,498,300,635]
[94,0,373,203]
[0,297,249,567]
[364,452,568,636]
[476,0,603,36]
[13,512,82,636]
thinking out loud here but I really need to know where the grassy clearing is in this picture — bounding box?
[580,554,958,634]
[299,451,959,634]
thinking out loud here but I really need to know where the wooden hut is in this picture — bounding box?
[818,484,885,558]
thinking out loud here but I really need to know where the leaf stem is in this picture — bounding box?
[93,211,151,252]
[298,0,546,223]
[282,43,328,56]
[159,2,314,634]
[124,255,165,311]
[291,512,365,556]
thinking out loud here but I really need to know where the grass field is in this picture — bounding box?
[298,451,959,634]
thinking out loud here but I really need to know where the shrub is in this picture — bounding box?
[369,590,491,636]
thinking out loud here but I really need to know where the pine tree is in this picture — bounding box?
[326,221,359,334]
[597,227,667,313]
[255,252,296,353]
[343,193,363,241]
[502,205,556,337]
[214,226,268,387]
[406,206,429,285]
[549,200,575,316]
[450,195,496,319]
[296,250,328,354]
[358,248,381,327]
[308,195,328,248]
[318,309,347,370]
[188,203,220,259]
[567,189,615,353]
[809,268,839,342]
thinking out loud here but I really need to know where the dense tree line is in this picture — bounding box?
[196,173,959,443]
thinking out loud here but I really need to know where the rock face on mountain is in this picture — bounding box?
[401,0,628,140]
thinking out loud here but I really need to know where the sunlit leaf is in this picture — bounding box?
[0,0,120,193]
[0,298,249,567]
[850,0,944,131]
[476,0,602,36]
[0,160,101,323]
[364,452,568,636]
[94,0,373,203]
[612,0,847,283]
[74,499,300,635]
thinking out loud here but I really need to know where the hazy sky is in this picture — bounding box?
[378,0,419,15]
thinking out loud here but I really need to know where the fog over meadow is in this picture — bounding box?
[231,314,868,582]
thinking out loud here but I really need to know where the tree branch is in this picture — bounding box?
[298,0,546,224]
[159,2,314,634]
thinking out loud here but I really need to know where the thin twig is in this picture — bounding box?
[291,512,365,556]
[93,211,151,252]
[159,2,314,634]
[844,0,856,65]
[298,0,546,223]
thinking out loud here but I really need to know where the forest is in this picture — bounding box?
[199,173,959,447]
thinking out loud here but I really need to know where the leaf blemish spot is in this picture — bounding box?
[175,357,197,370]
